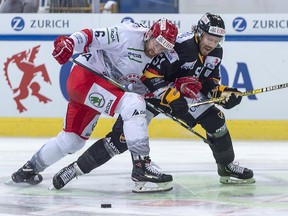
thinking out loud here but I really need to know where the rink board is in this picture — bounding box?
[0,118,287,140]
[0,13,288,140]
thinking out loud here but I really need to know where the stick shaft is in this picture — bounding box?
[190,83,288,108]
[240,83,288,96]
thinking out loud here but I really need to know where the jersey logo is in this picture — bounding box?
[204,69,212,77]
[4,45,51,113]
[132,109,145,116]
[204,56,221,70]
[119,133,126,143]
[127,48,143,63]
[117,73,141,85]
[164,49,178,63]
[181,60,197,70]
[89,93,105,108]
[105,137,121,154]
[109,27,119,43]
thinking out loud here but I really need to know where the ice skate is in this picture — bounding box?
[7,161,43,185]
[50,162,83,190]
[131,156,173,193]
[217,162,255,184]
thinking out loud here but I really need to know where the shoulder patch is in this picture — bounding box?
[204,56,221,70]
[176,32,193,43]
[164,49,179,63]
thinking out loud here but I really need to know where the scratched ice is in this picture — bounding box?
[0,137,288,216]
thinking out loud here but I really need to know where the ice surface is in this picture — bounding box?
[0,137,288,216]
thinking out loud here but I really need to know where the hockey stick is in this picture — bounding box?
[69,57,211,145]
[189,83,288,108]
[240,83,288,96]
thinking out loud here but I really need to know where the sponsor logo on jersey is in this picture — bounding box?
[128,51,142,59]
[204,69,212,77]
[105,137,121,154]
[3,45,51,113]
[205,56,221,70]
[181,60,197,70]
[132,109,146,116]
[215,122,227,135]
[105,99,114,114]
[165,50,178,63]
[117,73,141,85]
[177,32,193,43]
[127,48,143,63]
[89,93,105,108]
[109,27,119,42]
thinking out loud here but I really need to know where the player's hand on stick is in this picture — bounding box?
[213,85,242,109]
[160,86,188,117]
[52,36,74,65]
[175,76,202,99]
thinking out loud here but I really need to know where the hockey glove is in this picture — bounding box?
[52,35,74,65]
[160,86,188,117]
[212,85,242,109]
[175,76,202,99]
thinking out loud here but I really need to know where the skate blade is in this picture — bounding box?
[4,179,15,185]
[48,184,56,190]
[4,178,33,187]
[132,181,173,193]
[220,176,256,184]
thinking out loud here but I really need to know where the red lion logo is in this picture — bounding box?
[4,45,52,113]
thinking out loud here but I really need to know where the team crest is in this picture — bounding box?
[4,45,52,113]
[217,110,225,119]
[119,133,126,143]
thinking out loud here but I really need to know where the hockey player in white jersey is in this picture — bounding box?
[9,18,178,192]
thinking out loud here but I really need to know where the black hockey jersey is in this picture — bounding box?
[142,32,223,98]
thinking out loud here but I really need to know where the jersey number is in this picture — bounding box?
[81,53,92,61]
[95,31,105,37]
[151,54,166,69]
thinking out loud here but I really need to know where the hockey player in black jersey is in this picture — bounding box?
[51,13,255,192]
[140,12,255,185]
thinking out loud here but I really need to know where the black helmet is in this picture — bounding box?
[197,12,226,37]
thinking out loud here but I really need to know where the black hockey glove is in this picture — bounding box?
[212,85,242,109]
[160,86,188,117]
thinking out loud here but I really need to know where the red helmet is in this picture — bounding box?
[145,18,178,50]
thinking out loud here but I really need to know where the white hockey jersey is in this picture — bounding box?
[70,21,152,93]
